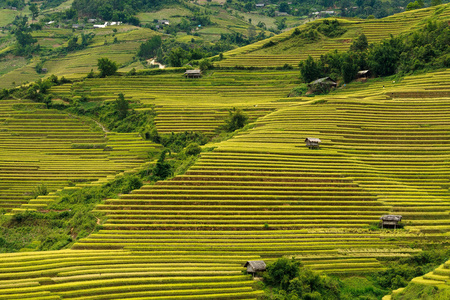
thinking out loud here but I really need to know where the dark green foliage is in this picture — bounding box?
[373,249,450,291]
[87,69,95,78]
[299,21,450,83]
[392,284,450,300]
[29,3,39,20]
[160,131,208,153]
[2,0,25,10]
[276,18,287,31]
[97,57,118,77]
[222,108,248,132]
[341,53,359,83]
[0,172,144,252]
[151,149,173,181]
[67,33,95,52]
[406,0,423,10]
[115,93,129,119]
[264,258,301,290]
[97,101,153,132]
[313,19,347,38]
[289,84,308,97]
[138,36,162,59]
[263,257,341,300]
[31,183,48,198]
[199,59,212,71]
[183,142,202,156]
[350,33,368,52]
[279,2,290,13]
[0,89,9,100]
[368,36,403,76]
[12,16,39,56]
[40,0,67,10]
[72,0,176,22]
[299,56,324,83]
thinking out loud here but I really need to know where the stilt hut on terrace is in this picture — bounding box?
[184,70,202,78]
[305,137,321,149]
[380,215,402,229]
[307,77,337,93]
[244,260,266,276]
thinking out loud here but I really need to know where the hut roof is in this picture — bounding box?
[184,69,202,75]
[357,70,370,75]
[305,137,321,143]
[308,77,337,86]
[380,215,402,222]
[244,260,266,271]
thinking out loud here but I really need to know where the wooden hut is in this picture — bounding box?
[380,215,402,229]
[305,137,321,149]
[244,260,266,276]
[357,70,371,79]
[184,70,202,78]
[307,77,337,93]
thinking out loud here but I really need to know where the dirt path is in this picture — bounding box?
[146,58,166,69]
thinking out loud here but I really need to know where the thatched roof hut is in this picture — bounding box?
[184,70,202,78]
[308,77,337,93]
[380,215,402,228]
[244,260,266,274]
[305,137,321,149]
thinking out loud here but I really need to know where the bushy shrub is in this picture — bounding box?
[222,108,248,132]
[183,142,202,156]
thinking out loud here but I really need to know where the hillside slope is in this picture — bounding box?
[217,4,450,67]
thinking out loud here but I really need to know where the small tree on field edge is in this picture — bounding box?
[97,57,118,77]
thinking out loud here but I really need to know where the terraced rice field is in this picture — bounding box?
[49,70,300,135]
[1,69,449,299]
[217,4,450,67]
[0,100,159,212]
[0,26,157,89]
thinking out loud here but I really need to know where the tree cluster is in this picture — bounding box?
[263,257,340,299]
[299,21,450,84]
[71,0,176,23]
[138,37,234,67]
[11,16,39,56]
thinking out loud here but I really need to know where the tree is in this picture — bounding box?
[97,58,118,77]
[115,93,128,119]
[29,3,39,20]
[223,108,248,132]
[368,37,402,76]
[341,53,358,83]
[279,2,290,13]
[167,47,187,67]
[152,149,172,180]
[137,36,162,59]
[350,33,368,52]
[199,59,212,71]
[276,18,287,31]
[431,0,442,5]
[263,258,301,290]
[299,56,323,83]
[406,1,422,10]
